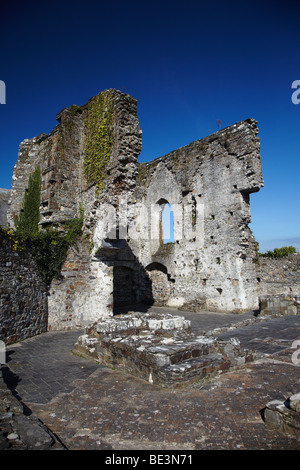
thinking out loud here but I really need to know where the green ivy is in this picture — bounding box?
[28,209,84,285]
[7,208,84,285]
[83,90,114,193]
[14,166,41,235]
[63,206,84,244]
[26,231,71,285]
[69,104,82,115]
[12,167,85,285]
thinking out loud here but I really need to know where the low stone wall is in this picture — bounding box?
[0,233,48,345]
[259,294,300,317]
[263,393,300,439]
[257,254,300,296]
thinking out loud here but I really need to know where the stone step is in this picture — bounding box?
[75,332,234,380]
[143,336,220,367]
[73,312,252,388]
[95,311,191,335]
[155,353,228,386]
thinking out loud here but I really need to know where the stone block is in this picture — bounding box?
[264,402,285,430]
[263,395,300,438]
[287,305,298,315]
[13,415,55,450]
[289,393,300,413]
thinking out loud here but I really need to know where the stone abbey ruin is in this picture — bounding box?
[1,89,300,388]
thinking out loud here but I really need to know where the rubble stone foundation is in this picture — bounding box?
[73,312,253,387]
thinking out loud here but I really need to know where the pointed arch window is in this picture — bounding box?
[157,199,174,245]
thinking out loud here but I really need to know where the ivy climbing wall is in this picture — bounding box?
[7,89,143,329]
[8,89,142,234]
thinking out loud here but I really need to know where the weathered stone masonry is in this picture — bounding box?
[0,232,48,344]
[257,253,300,297]
[7,89,264,331]
[129,118,263,314]
[0,189,10,228]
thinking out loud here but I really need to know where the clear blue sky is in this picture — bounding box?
[1,0,299,252]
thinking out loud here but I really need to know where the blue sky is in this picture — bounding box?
[0,0,299,252]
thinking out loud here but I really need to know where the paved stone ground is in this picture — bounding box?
[2,309,300,450]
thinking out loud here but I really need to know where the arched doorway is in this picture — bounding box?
[113,266,136,312]
[145,262,172,306]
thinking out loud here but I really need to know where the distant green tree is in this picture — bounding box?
[260,246,296,258]
[15,166,41,235]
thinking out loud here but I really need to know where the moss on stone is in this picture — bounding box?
[83,91,114,194]
[69,104,82,115]
[137,164,149,185]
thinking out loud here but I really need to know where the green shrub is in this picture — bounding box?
[9,210,84,285]
[260,246,296,258]
[29,207,84,284]
[26,231,70,285]
[69,104,81,115]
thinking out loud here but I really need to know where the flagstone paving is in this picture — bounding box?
[2,310,300,450]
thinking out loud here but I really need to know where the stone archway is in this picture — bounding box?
[146,262,172,306]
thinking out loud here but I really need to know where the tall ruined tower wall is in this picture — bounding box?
[8,89,141,232]
[8,89,142,329]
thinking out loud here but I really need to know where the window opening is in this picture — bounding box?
[161,203,174,244]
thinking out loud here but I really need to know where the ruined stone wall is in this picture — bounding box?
[49,91,142,329]
[8,89,142,233]
[259,294,300,316]
[127,119,263,313]
[7,89,264,331]
[7,121,82,230]
[48,239,114,330]
[0,189,10,227]
[0,233,48,344]
[7,89,142,330]
[257,254,300,296]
